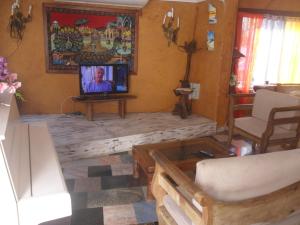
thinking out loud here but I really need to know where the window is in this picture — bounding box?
[234,11,300,92]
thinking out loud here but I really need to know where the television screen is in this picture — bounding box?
[79,64,128,95]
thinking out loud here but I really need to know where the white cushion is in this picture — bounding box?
[195,149,300,202]
[252,89,300,130]
[18,123,71,225]
[235,117,296,139]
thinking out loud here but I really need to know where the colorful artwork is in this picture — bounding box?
[208,4,217,24]
[207,31,215,51]
[43,4,139,73]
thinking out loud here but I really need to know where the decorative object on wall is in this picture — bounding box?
[9,0,32,40]
[43,3,139,74]
[207,31,215,51]
[172,7,201,119]
[208,4,217,24]
[0,57,21,94]
[162,8,180,46]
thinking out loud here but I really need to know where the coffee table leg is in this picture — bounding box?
[133,159,140,179]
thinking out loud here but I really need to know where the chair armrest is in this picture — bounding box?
[150,150,212,225]
[228,94,255,137]
[150,150,211,204]
[262,105,300,144]
[268,105,300,125]
[229,93,255,112]
[230,93,256,98]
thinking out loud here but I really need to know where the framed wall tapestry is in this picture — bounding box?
[43,3,139,74]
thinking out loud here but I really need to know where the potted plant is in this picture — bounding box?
[0,56,21,94]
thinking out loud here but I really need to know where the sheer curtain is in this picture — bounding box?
[235,13,300,92]
[235,12,263,92]
[278,17,300,83]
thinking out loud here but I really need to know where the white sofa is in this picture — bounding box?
[0,93,71,225]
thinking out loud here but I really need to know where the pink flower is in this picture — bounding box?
[0,82,8,93]
[8,73,18,83]
[7,82,21,94]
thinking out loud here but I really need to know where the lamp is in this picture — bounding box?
[9,0,32,40]
[162,8,180,46]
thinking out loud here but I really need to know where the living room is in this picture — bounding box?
[1,0,300,225]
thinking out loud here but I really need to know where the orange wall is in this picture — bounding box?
[0,0,197,114]
[1,0,297,125]
[190,0,238,125]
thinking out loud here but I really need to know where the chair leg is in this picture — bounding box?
[227,126,234,146]
[252,142,257,154]
[260,141,268,154]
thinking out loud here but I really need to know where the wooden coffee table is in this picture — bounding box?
[132,137,231,199]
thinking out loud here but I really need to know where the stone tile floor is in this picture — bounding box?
[59,151,158,225]
[44,132,267,225]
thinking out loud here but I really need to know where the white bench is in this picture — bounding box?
[0,93,71,225]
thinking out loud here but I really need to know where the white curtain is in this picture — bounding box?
[248,15,300,86]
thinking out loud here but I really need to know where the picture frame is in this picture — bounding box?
[43,3,139,74]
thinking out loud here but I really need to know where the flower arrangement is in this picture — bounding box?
[0,56,21,94]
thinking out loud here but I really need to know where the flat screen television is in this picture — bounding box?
[79,64,129,95]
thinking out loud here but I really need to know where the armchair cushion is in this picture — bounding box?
[195,149,300,202]
[235,117,296,139]
[252,90,300,130]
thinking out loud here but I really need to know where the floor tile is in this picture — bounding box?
[87,187,145,208]
[133,201,157,224]
[101,175,146,189]
[98,155,122,166]
[88,166,112,177]
[111,163,133,176]
[40,216,71,225]
[62,157,105,168]
[71,208,103,225]
[63,167,88,179]
[65,179,75,192]
[70,192,88,210]
[103,204,137,225]
[120,154,133,164]
[74,177,101,193]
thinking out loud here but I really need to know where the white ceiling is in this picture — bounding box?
[55,0,206,8]
[55,0,150,8]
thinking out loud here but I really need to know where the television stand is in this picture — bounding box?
[72,94,137,121]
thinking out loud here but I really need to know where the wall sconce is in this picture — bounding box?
[9,0,32,40]
[162,8,180,46]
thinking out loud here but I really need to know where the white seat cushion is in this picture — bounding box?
[235,117,296,139]
[253,89,300,130]
[18,123,71,225]
[195,149,300,202]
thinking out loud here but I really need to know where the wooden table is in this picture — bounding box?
[132,137,231,199]
[72,95,136,121]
